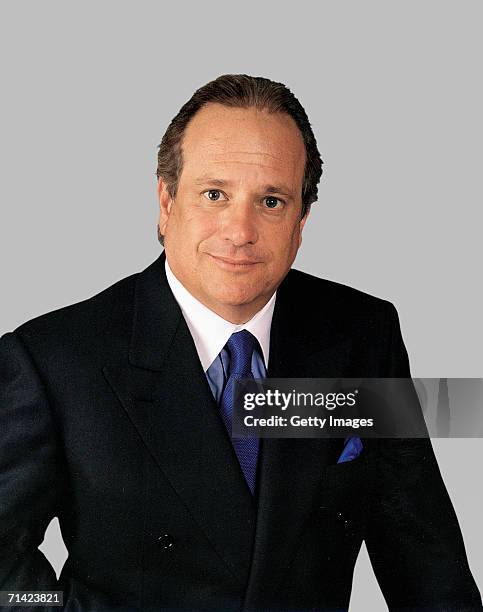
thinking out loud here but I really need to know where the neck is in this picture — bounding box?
[203,299,270,325]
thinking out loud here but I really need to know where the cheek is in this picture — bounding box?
[186,210,220,246]
[270,220,302,257]
[169,209,218,251]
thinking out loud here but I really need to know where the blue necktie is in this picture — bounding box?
[219,330,260,494]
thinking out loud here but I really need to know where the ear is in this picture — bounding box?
[297,204,310,247]
[157,177,174,236]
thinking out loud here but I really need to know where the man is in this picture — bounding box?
[0,74,480,611]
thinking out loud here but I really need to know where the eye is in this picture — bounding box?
[263,196,283,209]
[203,189,227,202]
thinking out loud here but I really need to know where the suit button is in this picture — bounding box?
[157,533,175,549]
[336,512,355,536]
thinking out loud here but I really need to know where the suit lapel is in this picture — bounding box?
[243,273,347,608]
[103,253,256,588]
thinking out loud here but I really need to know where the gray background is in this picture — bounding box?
[1,1,481,609]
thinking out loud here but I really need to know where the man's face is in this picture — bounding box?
[158,103,309,323]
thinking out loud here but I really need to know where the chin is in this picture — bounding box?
[208,286,261,308]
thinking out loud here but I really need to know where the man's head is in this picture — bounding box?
[156,74,323,323]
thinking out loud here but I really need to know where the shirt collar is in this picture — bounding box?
[165,257,276,372]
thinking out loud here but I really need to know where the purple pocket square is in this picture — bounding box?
[337,437,363,463]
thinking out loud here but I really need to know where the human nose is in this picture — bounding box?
[219,199,259,246]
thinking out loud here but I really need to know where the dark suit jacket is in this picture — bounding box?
[0,252,480,612]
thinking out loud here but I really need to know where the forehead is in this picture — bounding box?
[180,103,306,187]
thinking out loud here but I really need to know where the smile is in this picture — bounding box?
[208,254,262,270]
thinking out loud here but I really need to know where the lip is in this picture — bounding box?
[208,254,262,269]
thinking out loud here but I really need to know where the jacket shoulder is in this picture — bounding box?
[12,269,139,351]
[281,268,407,375]
[284,267,393,314]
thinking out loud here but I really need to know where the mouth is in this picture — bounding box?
[208,254,262,270]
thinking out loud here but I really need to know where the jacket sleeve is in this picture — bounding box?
[364,303,482,611]
[0,331,64,593]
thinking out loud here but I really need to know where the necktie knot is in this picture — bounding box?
[225,330,258,378]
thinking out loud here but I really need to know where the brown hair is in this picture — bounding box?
[156,74,323,239]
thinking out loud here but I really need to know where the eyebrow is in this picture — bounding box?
[194,176,295,197]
